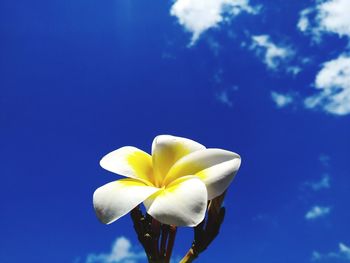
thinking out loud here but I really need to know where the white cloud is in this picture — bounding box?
[298,1,350,116]
[298,0,350,42]
[305,174,331,191]
[86,237,146,263]
[304,53,350,115]
[250,35,295,71]
[312,243,350,261]
[270,91,294,108]
[305,206,331,220]
[170,0,259,45]
[317,0,350,38]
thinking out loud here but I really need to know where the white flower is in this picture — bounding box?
[93,135,241,227]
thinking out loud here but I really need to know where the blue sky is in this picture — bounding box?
[1,0,350,262]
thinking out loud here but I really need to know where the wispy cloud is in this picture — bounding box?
[286,66,302,76]
[216,90,233,107]
[250,35,296,72]
[305,206,331,220]
[215,86,239,107]
[297,8,312,33]
[170,0,260,45]
[304,53,350,115]
[270,91,294,108]
[86,237,146,263]
[312,243,350,261]
[305,174,331,191]
[297,7,323,43]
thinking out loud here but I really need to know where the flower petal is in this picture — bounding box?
[152,135,205,186]
[100,146,153,185]
[93,178,160,224]
[196,158,241,200]
[163,149,241,193]
[144,176,207,226]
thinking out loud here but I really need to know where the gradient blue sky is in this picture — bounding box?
[1,0,350,262]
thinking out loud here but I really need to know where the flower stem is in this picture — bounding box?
[165,225,177,262]
[180,192,227,262]
[179,248,197,263]
[160,224,169,258]
[131,207,177,263]
[151,219,161,260]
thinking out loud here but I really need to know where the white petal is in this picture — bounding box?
[163,149,241,197]
[93,178,159,224]
[151,135,205,187]
[144,176,207,227]
[100,146,153,185]
[197,158,241,200]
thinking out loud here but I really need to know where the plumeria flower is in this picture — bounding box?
[93,135,241,227]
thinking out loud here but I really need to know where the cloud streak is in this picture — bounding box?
[304,174,331,191]
[216,90,233,107]
[305,206,331,220]
[312,243,350,261]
